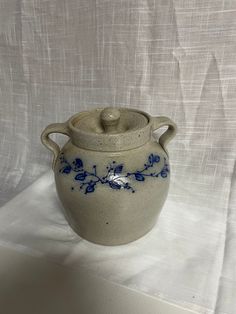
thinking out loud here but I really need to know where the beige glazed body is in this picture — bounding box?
[41,108,177,245]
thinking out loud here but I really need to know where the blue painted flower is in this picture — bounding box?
[75,172,87,181]
[149,154,160,164]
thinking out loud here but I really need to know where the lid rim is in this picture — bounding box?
[67,108,153,152]
[68,108,152,135]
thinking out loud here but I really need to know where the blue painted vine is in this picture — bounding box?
[59,153,169,194]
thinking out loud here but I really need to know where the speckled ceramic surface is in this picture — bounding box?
[41,108,177,245]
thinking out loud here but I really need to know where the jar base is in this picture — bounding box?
[67,217,157,246]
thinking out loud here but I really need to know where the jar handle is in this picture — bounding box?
[152,116,177,156]
[41,122,70,170]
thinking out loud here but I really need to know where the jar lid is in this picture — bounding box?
[68,108,152,152]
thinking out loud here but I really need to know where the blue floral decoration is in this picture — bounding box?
[59,153,169,194]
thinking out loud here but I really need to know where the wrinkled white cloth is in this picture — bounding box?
[0,169,235,314]
[0,0,236,313]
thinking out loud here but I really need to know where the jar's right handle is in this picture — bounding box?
[152,116,177,156]
[41,122,70,170]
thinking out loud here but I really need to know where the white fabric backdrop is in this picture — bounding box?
[0,1,236,313]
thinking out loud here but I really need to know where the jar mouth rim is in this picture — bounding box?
[68,108,152,137]
[67,108,153,152]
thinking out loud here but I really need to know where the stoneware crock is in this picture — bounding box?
[41,107,177,245]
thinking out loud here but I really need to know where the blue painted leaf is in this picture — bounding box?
[153,155,160,163]
[135,173,145,181]
[75,158,83,168]
[85,185,95,194]
[161,170,167,178]
[124,183,131,190]
[75,172,87,181]
[109,181,121,189]
[62,165,72,174]
[114,164,123,174]
[148,154,154,164]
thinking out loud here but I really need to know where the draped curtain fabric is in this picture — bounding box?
[0,1,236,313]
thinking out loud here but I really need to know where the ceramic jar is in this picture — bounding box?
[41,108,177,245]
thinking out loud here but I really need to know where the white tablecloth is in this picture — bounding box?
[0,169,235,314]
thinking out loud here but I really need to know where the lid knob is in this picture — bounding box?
[101,108,121,133]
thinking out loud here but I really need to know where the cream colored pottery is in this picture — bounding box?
[41,108,177,245]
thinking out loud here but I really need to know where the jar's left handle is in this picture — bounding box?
[41,122,70,170]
